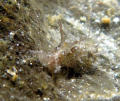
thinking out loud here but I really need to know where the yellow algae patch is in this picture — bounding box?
[47,14,62,26]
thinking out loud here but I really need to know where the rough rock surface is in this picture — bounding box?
[0,0,120,101]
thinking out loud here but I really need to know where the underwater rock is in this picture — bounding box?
[0,0,120,101]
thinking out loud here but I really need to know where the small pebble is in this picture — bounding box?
[101,17,111,25]
[113,17,119,24]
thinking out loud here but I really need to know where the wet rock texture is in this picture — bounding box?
[0,0,120,101]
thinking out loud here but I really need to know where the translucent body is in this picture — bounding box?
[31,21,96,73]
